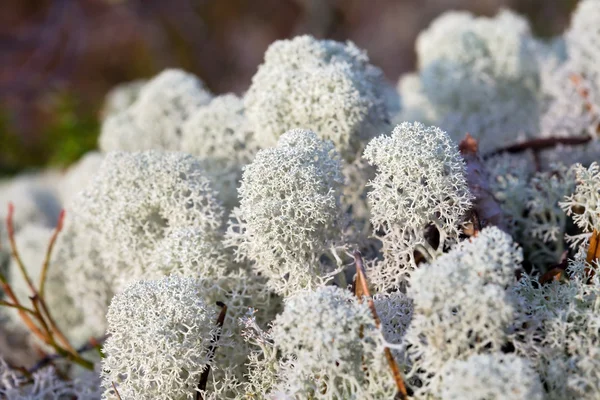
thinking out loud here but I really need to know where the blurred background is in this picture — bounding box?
[0,0,579,176]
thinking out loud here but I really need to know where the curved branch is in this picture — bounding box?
[486,136,591,158]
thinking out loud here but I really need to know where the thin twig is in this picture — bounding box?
[27,296,90,371]
[27,297,89,370]
[112,382,123,400]
[39,209,65,299]
[486,136,591,158]
[36,289,79,357]
[353,251,408,400]
[30,296,54,342]
[24,334,108,375]
[2,203,94,370]
[6,203,37,295]
[459,134,507,233]
[196,302,228,400]
[0,278,48,344]
[0,300,37,315]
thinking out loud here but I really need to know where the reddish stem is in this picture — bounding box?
[39,209,65,299]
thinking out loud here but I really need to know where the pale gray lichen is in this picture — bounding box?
[244,35,390,162]
[99,69,212,152]
[364,122,472,290]
[403,227,522,397]
[100,79,145,119]
[148,227,233,279]
[561,162,600,233]
[0,172,62,235]
[55,150,225,333]
[0,171,62,275]
[147,226,277,388]
[400,10,542,153]
[244,286,396,399]
[436,353,544,400]
[0,357,102,399]
[539,141,600,171]
[226,129,345,296]
[101,276,222,400]
[512,257,600,400]
[484,151,536,234]
[373,291,413,361]
[181,94,259,209]
[540,0,600,139]
[394,73,438,126]
[58,151,104,203]
[520,164,576,269]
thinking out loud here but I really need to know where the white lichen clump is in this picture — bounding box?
[541,0,600,138]
[0,171,62,274]
[100,79,145,119]
[99,69,212,152]
[58,151,104,203]
[0,172,62,236]
[398,10,541,153]
[436,353,544,400]
[5,3,600,397]
[101,276,222,400]
[513,257,600,399]
[403,227,522,397]
[561,162,600,233]
[245,35,390,161]
[181,94,258,209]
[364,122,472,290]
[148,227,232,279]
[247,286,395,399]
[55,150,225,332]
[227,129,345,296]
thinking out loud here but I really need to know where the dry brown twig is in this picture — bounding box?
[0,203,95,370]
[112,381,123,400]
[487,136,592,158]
[488,74,598,159]
[196,301,228,400]
[353,251,408,400]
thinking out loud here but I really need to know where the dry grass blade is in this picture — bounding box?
[196,301,228,400]
[353,251,408,400]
